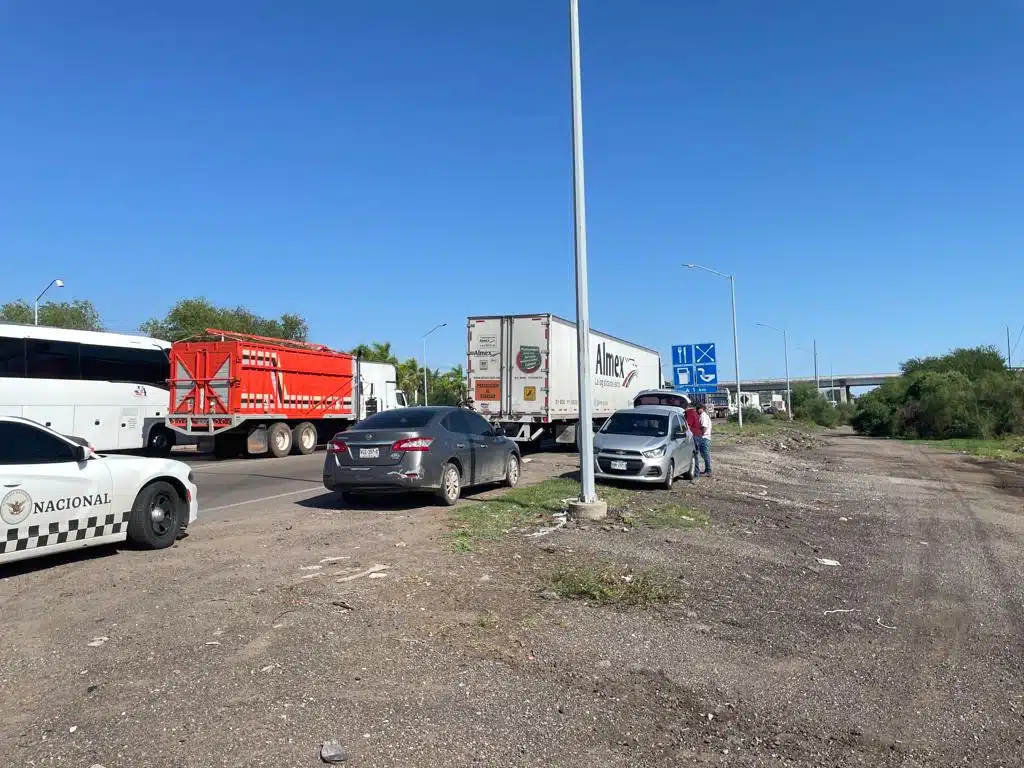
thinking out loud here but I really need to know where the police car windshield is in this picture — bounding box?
[602,413,668,437]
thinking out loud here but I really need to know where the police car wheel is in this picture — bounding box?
[127,481,182,549]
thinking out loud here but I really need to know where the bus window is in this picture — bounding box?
[80,344,167,387]
[0,338,25,376]
[25,340,80,379]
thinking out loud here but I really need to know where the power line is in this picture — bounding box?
[1012,323,1024,360]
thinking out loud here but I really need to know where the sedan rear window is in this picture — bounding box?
[601,412,669,437]
[355,409,436,430]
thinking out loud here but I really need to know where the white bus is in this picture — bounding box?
[0,323,180,454]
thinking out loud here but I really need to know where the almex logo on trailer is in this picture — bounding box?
[595,342,639,387]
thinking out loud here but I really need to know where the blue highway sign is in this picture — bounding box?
[672,344,694,366]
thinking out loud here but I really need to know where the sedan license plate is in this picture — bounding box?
[610,460,627,471]
[358,447,380,459]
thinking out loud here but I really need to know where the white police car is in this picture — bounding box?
[0,415,198,566]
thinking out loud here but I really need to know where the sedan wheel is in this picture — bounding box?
[504,453,521,488]
[436,463,461,507]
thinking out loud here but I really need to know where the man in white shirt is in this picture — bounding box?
[695,403,713,476]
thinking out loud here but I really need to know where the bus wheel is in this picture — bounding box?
[268,422,292,458]
[291,422,317,455]
[127,481,182,549]
[146,426,174,457]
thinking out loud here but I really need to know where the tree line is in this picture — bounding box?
[851,346,1023,440]
[1,296,466,407]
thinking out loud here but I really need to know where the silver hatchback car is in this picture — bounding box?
[593,405,697,489]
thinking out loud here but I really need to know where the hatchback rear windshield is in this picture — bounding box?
[601,413,669,437]
[355,410,436,430]
[634,393,688,409]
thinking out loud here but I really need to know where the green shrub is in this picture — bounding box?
[728,407,765,424]
[852,346,1024,441]
[792,382,839,427]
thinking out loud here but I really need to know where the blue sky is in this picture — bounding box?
[2,1,1023,380]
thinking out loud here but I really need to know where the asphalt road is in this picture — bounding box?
[181,451,329,520]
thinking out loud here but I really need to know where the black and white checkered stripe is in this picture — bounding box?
[1,511,131,554]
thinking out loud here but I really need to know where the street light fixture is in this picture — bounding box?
[34,278,64,325]
[756,322,793,420]
[422,323,447,406]
[683,264,742,427]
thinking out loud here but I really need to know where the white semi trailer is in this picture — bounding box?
[466,314,662,444]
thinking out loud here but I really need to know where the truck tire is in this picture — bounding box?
[291,422,317,455]
[268,422,292,458]
[213,436,241,459]
[146,425,174,457]
[126,481,182,549]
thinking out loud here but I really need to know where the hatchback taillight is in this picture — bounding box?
[392,437,433,452]
[327,439,348,454]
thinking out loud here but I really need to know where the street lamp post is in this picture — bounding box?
[422,323,447,406]
[683,264,742,427]
[34,278,64,325]
[567,0,604,519]
[757,322,792,420]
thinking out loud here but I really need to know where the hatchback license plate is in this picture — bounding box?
[359,447,380,459]
[610,460,627,470]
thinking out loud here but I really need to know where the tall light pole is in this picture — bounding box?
[757,322,792,420]
[34,278,64,325]
[568,0,603,518]
[422,323,446,406]
[683,264,742,427]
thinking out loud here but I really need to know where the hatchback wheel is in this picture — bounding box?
[662,460,675,490]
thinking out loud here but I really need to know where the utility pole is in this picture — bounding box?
[784,329,792,420]
[1008,325,1013,370]
[567,0,604,520]
[813,339,819,390]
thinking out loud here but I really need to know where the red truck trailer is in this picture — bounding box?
[165,329,406,458]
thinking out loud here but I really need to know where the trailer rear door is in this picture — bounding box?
[507,315,549,418]
[467,317,505,417]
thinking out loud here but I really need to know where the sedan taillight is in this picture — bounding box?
[327,439,348,454]
[392,437,433,452]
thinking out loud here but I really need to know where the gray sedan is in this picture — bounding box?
[593,405,697,489]
[322,407,521,506]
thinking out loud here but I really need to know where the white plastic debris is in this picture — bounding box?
[86,637,108,648]
[816,558,841,567]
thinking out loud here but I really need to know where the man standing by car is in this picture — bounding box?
[695,403,713,476]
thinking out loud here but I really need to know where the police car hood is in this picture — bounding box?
[96,454,191,477]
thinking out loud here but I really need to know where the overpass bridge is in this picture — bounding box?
[716,373,899,403]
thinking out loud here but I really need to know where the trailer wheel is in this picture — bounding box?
[268,422,292,458]
[146,425,174,457]
[291,422,317,455]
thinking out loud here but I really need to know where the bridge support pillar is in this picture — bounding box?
[841,386,852,403]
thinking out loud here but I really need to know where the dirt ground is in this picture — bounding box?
[2,433,1022,767]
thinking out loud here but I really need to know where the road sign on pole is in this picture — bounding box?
[674,342,717,394]
[672,344,694,366]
